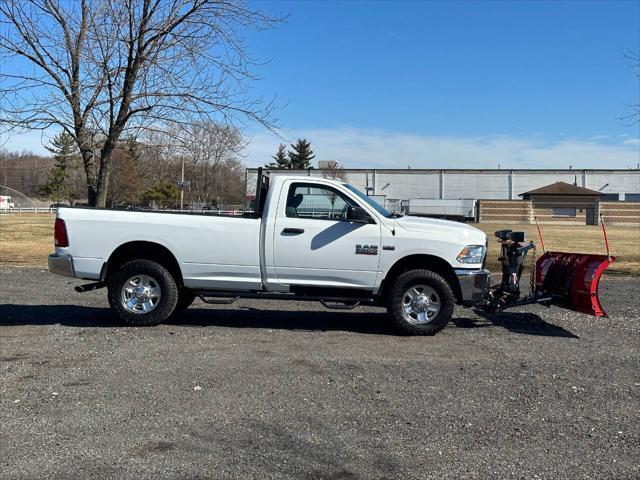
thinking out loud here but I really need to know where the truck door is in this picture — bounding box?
[272,181,381,289]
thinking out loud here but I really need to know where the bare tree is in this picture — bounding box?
[320,160,348,182]
[0,0,282,206]
[621,52,640,125]
[107,146,140,206]
[137,129,181,190]
[180,121,246,204]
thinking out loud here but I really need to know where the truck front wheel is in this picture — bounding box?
[387,269,455,335]
[107,259,179,326]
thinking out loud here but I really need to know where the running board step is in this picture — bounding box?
[75,282,105,293]
[320,300,361,310]
[198,295,239,305]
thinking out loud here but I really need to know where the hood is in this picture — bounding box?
[394,215,486,244]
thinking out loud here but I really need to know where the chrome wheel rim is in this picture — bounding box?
[121,274,162,314]
[401,284,441,325]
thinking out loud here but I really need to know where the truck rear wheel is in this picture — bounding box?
[107,259,179,326]
[387,269,455,335]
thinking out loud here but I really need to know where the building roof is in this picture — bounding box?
[519,181,602,197]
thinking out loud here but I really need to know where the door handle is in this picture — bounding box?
[282,227,305,234]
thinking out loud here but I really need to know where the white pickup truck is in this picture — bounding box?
[49,171,490,335]
[0,195,15,209]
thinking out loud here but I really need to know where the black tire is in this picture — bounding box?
[387,269,455,335]
[173,290,197,316]
[107,259,179,326]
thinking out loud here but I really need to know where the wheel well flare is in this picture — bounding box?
[103,241,182,285]
[381,254,462,303]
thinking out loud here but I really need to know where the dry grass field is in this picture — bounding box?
[476,223,640,276]
[1,213,638,275]
[0,213,56,268]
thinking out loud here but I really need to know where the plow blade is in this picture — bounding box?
[535,252,615,317]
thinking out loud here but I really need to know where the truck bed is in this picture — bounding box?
[56,207,263,290]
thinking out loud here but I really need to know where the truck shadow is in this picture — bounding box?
[0,304,578,338]
[173,307,397,334]
[0,304,121,328]
[453,310,579,338]
[0,304,395,334]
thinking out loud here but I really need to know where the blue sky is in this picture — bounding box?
[4,0,640,169]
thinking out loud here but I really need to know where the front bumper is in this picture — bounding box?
[48,253,75,278]
[455,268,490,306]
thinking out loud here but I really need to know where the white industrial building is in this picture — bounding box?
[246,168,640,201]
[245,168,640,223]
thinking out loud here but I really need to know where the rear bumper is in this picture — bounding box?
[455,268,490,306]
[48,253,75,278]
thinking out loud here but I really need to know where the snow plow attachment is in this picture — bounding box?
[534,252,615,317]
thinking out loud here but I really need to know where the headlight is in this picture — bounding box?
[456,245,485,264]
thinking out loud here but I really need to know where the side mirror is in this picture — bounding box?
[345,205,371,224]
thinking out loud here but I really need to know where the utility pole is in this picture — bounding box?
[177,156,189,210]
[180,157,185,210]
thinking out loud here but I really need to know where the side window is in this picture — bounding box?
[286,183,356,220]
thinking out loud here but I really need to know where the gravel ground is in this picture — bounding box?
[1,267,639,480]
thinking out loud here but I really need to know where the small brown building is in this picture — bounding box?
[519,181,602,225]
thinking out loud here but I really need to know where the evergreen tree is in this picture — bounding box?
[288,138,315,169]
[39,132,78,203]
[265,143,291,169]
[45,131,78,169]
[143,181,180,208]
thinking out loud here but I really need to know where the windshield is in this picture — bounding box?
[344,184,393,218]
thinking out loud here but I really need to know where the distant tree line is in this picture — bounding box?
[0,150,60,203]
[1,121,247,209]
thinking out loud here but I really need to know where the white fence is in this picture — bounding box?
[1,207,248,215]
[160,208,248,215]
[1,207,57,214]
